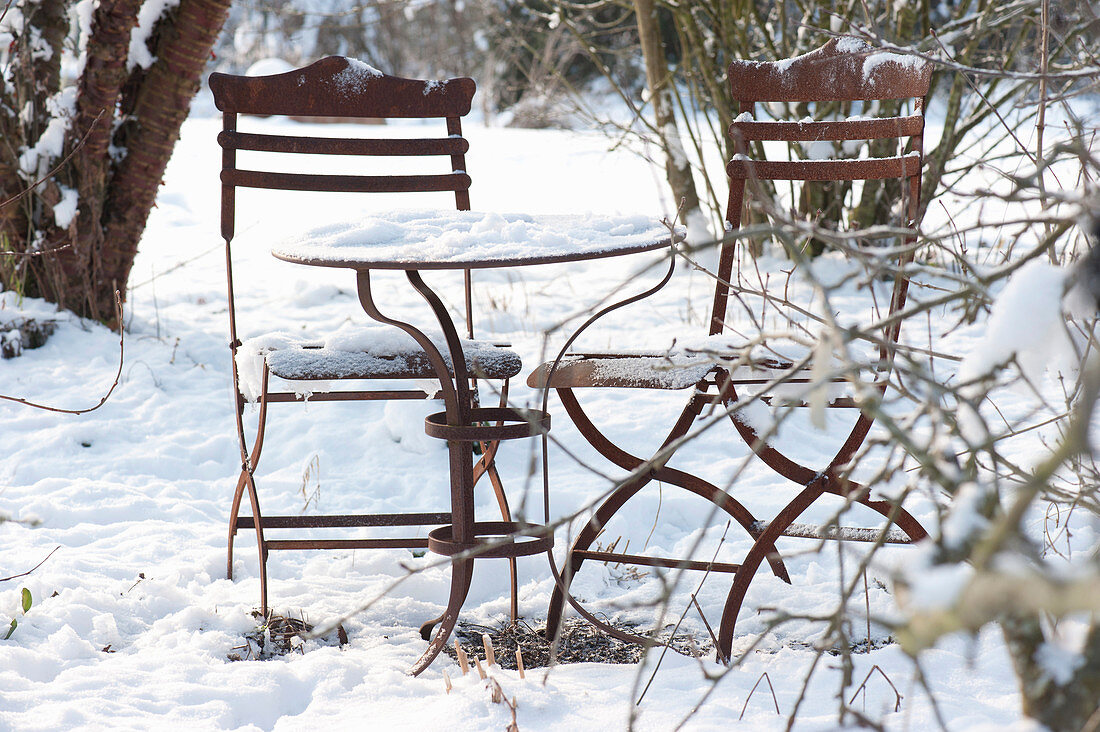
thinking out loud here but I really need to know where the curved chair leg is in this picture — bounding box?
[546,388,791,641]
[228,370,271,612]
[546,468,656,641]
[483,460,519,622]
[559,388,789,580]
[410,556,475,676]
[715,478,929,662]
[544,457,789,645]
[470,385,519,623]
[716,480,826,662]
[240,468,270,618]
[226,471,249,580]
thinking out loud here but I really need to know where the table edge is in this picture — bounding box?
[272,236,679,270]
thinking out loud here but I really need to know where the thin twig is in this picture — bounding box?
[0,291,124,414]
[0,110,106,212]
[0,242,72,258]
[849,665,903,713]
[690,594,721,654]
[739,672,781,719]
[637,522,731,706]
[0,546,60,582]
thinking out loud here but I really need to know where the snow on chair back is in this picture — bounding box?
[726,36,932,103]
[210,58,474,241]
[210,56,475,118]
[718,37,933,337]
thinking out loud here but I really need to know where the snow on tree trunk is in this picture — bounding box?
[0,0,232,323]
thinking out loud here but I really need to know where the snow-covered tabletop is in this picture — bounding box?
[271,209,679,269]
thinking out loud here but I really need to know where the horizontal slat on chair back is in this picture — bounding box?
[713,36,931,342]
[221,170,472,193]
[213,57,476,202]
[728,37,932,103]
[218,131,469,157]
[729,116,923,143]
[209,57,474,118]
[726,152,921,182]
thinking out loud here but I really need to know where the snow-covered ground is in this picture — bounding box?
[0,94,1093,730]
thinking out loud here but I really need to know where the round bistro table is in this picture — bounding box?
[272,209,678,673]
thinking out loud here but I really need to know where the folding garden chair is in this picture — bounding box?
[530,37,933,661]
[210,57,521,627]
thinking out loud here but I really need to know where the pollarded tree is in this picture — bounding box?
[0,0,231,322]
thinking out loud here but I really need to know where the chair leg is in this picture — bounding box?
[471,384,520,623]
[713,480,929,663]
[228,371,271,613]
[240,468,270,618]
[468,449,519,625]
[545,388,792,641]
[716,480,827,663]
[485,461,520,623]
[545,469,656,642]
[226,470,249,580]
[561,389,788,576]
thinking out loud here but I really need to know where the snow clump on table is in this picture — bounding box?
[270,209,676,268]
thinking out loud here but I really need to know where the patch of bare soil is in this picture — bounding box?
[1,318,55,359]
[228,611,347,661]
[443,618,714,669]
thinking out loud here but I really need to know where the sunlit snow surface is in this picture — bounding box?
[1,94,1094,730]
[270,209,674,268]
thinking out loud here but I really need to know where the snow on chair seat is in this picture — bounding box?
[527,334,858,401]
[236,328,521,402]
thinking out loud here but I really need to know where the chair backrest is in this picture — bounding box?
[715,37,933,341]
[209,57,477,346]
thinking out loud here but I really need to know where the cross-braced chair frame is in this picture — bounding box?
[534,37,933,662]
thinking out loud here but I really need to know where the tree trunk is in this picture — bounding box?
[99,0,231,314]
[1003,614,1100,730]
[0,0,232,323]
[0,0,68,257]
[633,0,701,226]
[64,0,145,314]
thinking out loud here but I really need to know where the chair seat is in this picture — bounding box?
[527,337,814,390]
[238,326,521,401]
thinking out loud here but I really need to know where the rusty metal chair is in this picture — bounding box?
[210,57,521,626]
[530,37,932,661]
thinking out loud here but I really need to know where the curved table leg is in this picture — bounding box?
[410,556,475,676]
[417,440,519,642]
[359,270,505,674]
